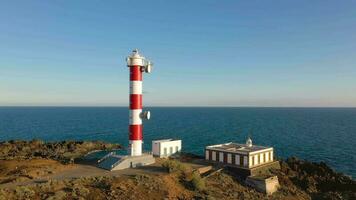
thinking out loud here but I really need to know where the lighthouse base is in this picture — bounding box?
[97,153,155,171]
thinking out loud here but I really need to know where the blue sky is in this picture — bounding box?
[0,0,355,107]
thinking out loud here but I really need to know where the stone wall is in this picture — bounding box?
[250,161,280,176]
[245,175,280,195]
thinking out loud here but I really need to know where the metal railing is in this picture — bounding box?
[97,152,115,163]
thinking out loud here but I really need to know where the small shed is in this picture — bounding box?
[152,139,182,157]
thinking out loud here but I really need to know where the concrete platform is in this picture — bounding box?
[97,152,155,171]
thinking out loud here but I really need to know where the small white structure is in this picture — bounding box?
[152,139,182,157]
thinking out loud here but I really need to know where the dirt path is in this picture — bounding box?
[0,160,166,189]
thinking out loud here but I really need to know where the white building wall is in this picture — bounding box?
[249,155,253,167]
[254,155,258,165]
[152,141,160,156]
[205,150,209,160]
[152,140,182,158]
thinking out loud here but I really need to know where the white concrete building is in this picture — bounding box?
[152,139,182,157]
[205,138,274,169]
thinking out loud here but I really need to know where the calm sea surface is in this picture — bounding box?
[0,107,355,177]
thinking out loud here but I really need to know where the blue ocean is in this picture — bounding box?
[0,107,355,178]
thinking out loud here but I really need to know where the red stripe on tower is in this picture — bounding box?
[129,125,142,140]
[130,66,142,81]
[130,94,142,109]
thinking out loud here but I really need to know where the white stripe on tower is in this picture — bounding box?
[130,81,142,94]
[129,81,143,126]
[129,109,142,125]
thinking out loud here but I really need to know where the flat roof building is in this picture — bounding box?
[205,138,274,169]
[152,139,182,158]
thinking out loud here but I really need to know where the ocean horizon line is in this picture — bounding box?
[1,105,356,109]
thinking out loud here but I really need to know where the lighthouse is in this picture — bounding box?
[126,49,152,156]
[97,49,155,171]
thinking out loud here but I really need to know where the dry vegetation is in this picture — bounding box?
[162,159,206,192]
[0,140,121,163]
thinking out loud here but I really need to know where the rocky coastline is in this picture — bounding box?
[0,140,354,200]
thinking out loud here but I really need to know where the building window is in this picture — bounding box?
[175,146,179,152]
[212,151,216,161]
[205,150,209,160]
[227,153,232,164]
[219,152,224,162]
[170,147,173,154]
[235,155,240,165]
[252,155,254,166]
[163,148,167,156]
[243,156,248,166]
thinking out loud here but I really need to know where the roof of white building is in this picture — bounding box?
[206,142,272,154]
[152,139,181,143]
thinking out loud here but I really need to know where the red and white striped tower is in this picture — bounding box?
[126,49,152,156]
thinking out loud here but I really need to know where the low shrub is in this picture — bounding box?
[15,186,35,199]
[190,171,206,191]
[162,159,206,192]
[162,159,189,173]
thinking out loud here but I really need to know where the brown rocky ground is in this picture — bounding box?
[0,159,75,184]
[0,140,355,200]
[275,157,356,200]
[0,140,121,163]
